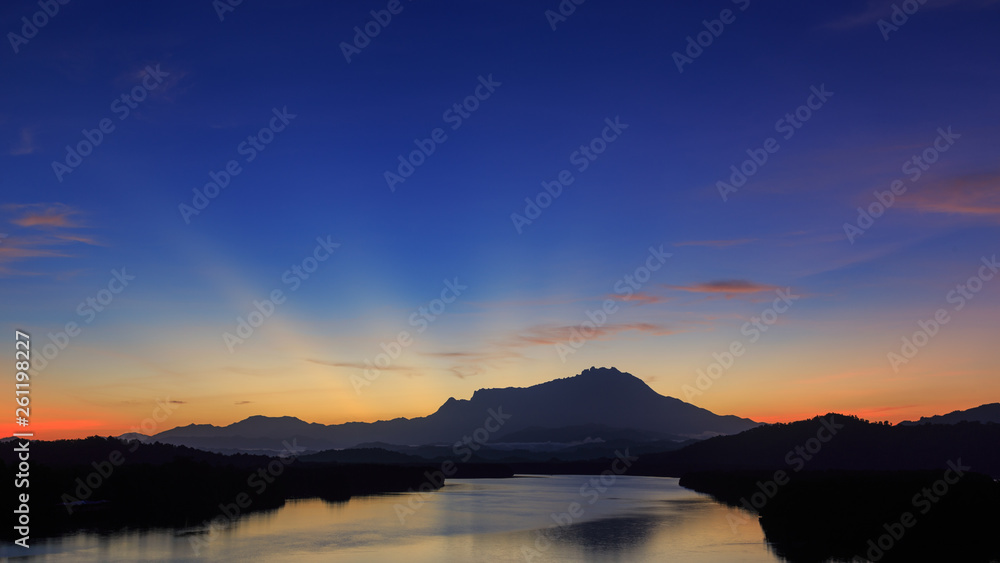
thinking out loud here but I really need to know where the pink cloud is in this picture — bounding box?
[666,280,779,298]
[607,291,670,305]
[673,238,756,248]
[7,203,81,228]
[902,173,1000,217]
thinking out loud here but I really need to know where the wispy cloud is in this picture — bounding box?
[665,280,779,299]
[502,322,679,349]
[53,233,101,245]
[674,238,756,248]
[424,322,680,379]
[420,349,525,379]
[0,203,96,276]
[7,203,82,228]
[465,295,592,309]
[470,290,670,311]
[307,358,420,375]
[606,291,670,305]
[306,358,412,371]
[0,243,71,259]
[223,366,285,378]
[901,172,1000,218]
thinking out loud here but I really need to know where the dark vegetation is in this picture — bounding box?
[662,415,1000,563]
[0,437,442,540]
[680,470,1000,563]
[5,412,999,562]
[630,414,1000,477]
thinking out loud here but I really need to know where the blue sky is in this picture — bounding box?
[2,0,999,437]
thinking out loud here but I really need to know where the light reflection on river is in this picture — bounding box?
[3,476,786,562]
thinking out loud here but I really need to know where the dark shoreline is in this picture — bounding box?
[1,437,446,542]
[678,469,1000,563]
[8,425,1000,563]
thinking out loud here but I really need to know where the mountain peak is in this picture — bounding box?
[579,366,623,377]
[576,366,638,381]
[567,366,651,389]
[242,415,306,422]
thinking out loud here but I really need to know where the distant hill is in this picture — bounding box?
[899,403,1000,426]
[297,447,428,464]
[494,424,683,444]
[632,414,1000,478]
[0,437,444,541]
[681,469,1000,563]
[0,436,267,468]
[152,367,759,452]
[671,415,1000,562]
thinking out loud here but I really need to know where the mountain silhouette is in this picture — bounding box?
[898,402,1000,426]
[632,414,1000,477]
[152,367,758,452]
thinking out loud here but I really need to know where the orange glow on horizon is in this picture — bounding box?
[9,396,986,442]
[1,418,116,441]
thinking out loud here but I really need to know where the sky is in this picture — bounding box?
[1,0,999,439]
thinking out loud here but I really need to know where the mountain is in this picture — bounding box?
[898,402,1000,426]
[661,416,1000,562]
[631,414,1000,478]
[152,367,759,452]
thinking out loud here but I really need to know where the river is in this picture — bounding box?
[4,475,786,562]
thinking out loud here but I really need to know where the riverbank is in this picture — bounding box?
[679,469,1000,562]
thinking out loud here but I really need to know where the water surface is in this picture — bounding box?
[4,475,785,562]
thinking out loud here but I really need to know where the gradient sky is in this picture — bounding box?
[2,0,999,439]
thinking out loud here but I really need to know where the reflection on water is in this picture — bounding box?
[550,515,662,552]
[2,476,786,562]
